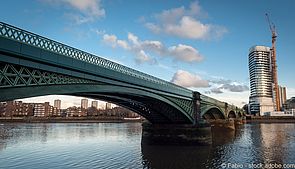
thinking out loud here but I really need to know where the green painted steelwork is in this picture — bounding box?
[0,62,194,123]
[200,95,245,119]
[0,62,95,87]
[0,22,245,124]
[0,22,190,95]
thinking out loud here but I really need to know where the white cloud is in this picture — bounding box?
[165,16,210,39]
[103,33,156,64]
[155,6,185,24]
[168,44,203,62]
[128,32,140,45]
[210,88,223,94]
[207,91,249,108]
[200,76,250,107]
[92,29,105,35]
[103,34,130,49]
[144,23,161,33]
[144,1,227,40]
[135,50,156,64]
[64,0,105,17]
[44,0,105,24]
[171,70,209,88]
[207,79,249,94]
[142,40,164,51]
[117,40,130,50]
[103,34,117,48]
[102,32,203,64]
[221,83,249,92]
[188,1,204,16]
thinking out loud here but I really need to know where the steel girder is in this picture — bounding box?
[0,62,194,124]
[0,62,95,88]
[74,94,191,124]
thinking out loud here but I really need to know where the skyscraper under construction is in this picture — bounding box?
[248,46,274,115]
[248,14,288,115]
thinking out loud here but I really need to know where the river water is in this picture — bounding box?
[0,122,295,169]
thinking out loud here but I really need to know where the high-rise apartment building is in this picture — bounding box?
[33,102,59,117]
[0,101,34,117]
[91,101,98,109]
[14,101,34,116]
[248,46,274,115]
[54,99,61,109]
[81,99,88,109]
[34,102,51,117]
[0,101,60,117]
[278,85,287,110]
[53,99,61,116]
[106,103,112,110]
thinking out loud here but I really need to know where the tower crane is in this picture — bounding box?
[265,13,280,111]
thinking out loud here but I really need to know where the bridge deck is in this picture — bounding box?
[0,22,192,98]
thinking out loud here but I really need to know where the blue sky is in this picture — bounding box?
[1,0,294,108]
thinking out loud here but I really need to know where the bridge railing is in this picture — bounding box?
[0,22,191,93]
[201,95,242,113]
[201,95,226,106]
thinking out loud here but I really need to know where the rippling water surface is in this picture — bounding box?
[0,122,295,169]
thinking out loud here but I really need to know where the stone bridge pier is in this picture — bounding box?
[141,92,212,145]
[141,122,212,145]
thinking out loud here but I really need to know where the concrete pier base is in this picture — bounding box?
[141,122,212,145]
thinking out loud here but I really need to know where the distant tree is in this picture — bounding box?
[0,102,4,117]
[285,97,295,109]
[87,107,98,116]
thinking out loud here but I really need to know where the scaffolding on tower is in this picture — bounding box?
[266,13,280,111]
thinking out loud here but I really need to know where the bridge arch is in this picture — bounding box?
[228,111,236,118]
[1,83,194,124]
[202,107,225,120]
[237,111,242,118]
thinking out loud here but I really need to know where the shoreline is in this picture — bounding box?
[0,117,143,123]
[1,116,295,124]
[246,116,295,123]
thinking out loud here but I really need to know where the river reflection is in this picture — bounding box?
[0,122,295,169]
[141,143,211,168]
